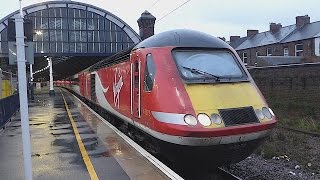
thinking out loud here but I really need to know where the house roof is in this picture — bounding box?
[281,21,320,43]
[229,36,248,49]
[231,21,320,50]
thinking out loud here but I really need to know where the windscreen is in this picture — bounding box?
[173,50,246,82]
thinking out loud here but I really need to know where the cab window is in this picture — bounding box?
[144,54,156,91]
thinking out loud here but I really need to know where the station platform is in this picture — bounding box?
[0,88,179,180]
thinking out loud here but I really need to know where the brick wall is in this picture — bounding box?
[248,63,320,117]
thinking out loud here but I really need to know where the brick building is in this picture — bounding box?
[229,15,320,66]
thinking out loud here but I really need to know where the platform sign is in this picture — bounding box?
[8,41,34,65]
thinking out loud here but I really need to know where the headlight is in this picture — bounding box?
[269,108,275,116]
[184,114,197,126]
[210,113,222,125]
[197,113,212,127]
[262,107,273,119]
[255,109,265,120]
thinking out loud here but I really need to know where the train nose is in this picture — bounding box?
[183,82,273,128]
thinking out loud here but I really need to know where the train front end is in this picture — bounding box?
[171,48,276,165]
[138,30,277,165]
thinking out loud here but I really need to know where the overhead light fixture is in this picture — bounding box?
[35,30,43,35]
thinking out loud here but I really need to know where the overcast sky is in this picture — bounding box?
[0,0,319,40]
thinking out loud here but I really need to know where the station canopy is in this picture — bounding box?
[0,0,141,80]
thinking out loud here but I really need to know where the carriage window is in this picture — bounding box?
[173,50,246,82]
[144,54,156,92]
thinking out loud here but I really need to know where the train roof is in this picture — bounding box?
[89,46,134,72]
[134,29,232,49]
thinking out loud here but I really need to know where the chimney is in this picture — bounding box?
[137,11,156,40]
[270,23,282,33]
[247,30,259,37]
[230,36,240,42]
[296,15,310,28]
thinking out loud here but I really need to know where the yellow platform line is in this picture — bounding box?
[60,89,99,180]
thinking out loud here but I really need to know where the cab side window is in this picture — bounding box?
[134,61,139,88]
[144,54,156,92]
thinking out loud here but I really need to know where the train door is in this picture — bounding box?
[85,74,87,98]
[90,73,96,102]
[85,73,90,99]
[131,60,141,118]
[79,73,85,96]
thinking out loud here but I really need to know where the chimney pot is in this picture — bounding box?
[296,15,310,28]
[247,30,259,37]
[270,23,282,33]
[137,11,156,40]
[230,36,240,42]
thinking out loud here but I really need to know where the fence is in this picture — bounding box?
[0,94,20,129]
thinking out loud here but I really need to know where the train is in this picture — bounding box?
[59,29,277,166]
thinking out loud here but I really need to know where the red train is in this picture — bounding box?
[62,29,277,165]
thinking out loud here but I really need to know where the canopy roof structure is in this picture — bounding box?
[0,0,141,80]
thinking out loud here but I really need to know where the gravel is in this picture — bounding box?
[224,154,320,180]
[223,128,320,180]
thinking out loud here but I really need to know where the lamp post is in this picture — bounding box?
[15,0,33,179]
[30,64,33,81]
[47,57,55,96]
[29,64,34,100]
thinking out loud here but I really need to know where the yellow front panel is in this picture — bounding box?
[185,82,268,128]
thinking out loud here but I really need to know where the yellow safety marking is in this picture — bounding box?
[184,82,268,128]
[60,89,99,180]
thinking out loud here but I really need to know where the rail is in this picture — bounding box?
[0,94,19,129]
[217,167,242,180]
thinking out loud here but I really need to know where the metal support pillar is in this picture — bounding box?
[48,57,55,96]
[15,0,33,179]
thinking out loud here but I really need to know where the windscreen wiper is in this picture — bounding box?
[181,66,220,81]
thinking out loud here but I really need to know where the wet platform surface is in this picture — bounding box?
[0,88,171,179]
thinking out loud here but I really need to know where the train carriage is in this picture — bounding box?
[63,29,277,165]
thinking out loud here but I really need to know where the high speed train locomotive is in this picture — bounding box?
[62,29,277,165]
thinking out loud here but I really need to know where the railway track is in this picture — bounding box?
[216,168,243,180]
[173,167,242,180]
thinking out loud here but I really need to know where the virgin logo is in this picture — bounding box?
[113,73,123,108]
